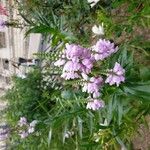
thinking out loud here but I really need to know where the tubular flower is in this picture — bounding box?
[19,131,28,139]
[86,99,104,111]
[18,117,27,127]
[0,128,8,140]
[82,76,103,98]
[105,62,125,86]
[18,118,38,139]
[92,39,118,61]
[55,43,94,80]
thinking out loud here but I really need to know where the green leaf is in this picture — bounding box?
[77,116,83,139]
[48,127,52,147]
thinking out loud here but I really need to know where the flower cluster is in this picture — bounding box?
[54,38,125,111]
[92,39,118,61]
[105,62,125,86]
[86,99,104,110]
[54,43,94,80]
[18,117,37,139]
[82,76,103,98]
[0,127,9,140]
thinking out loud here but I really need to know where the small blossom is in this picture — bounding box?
[87,0,100,7]
[20,131,28,139]
[92,24,104,35]
[82,76,103,98]
[82,59,93,70]
[28,127,35,134]
[0,133,8,140]
[63,61,81,72]
[65,44,83,60]
[18,117,27,127]
[17,118,37,139]
[0,128,9,140]
[86,99,104,111]
[61,72,80,80]
[92,39,118,61]
[105,62,125,86]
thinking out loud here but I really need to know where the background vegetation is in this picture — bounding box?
[4,0,150,149]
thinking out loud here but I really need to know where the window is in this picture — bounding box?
[0,32,6,48]
[2,59,9,70]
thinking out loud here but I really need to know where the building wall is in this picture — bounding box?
[0,0,41,81]
[0,0,41,84]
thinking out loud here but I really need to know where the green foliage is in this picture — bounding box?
[5,46,150,149]
[5,0,150,149]
[15,0,95,45]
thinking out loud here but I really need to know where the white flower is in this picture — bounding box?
[20,131,28,139]
[29,120,38,127]
[87,0,100,8]
[28,127,35,133]
[18,117,27,127]
[92,24,104,35]
[81,73,88,81]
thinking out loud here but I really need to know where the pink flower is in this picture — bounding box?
[92,39,118,61]
[82,77,103,98]
[0,133,8,140]
[65,44,83,60]
[86,99,104,111]
[20,131,28,139]
[82,59,93,70]
[61,72,80,80]
[18,118,37,139]
[63,61,81,72]
[81,48,91,59]
[105,62,125,86]
[18,117,27,127]
[55,43,94,80]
